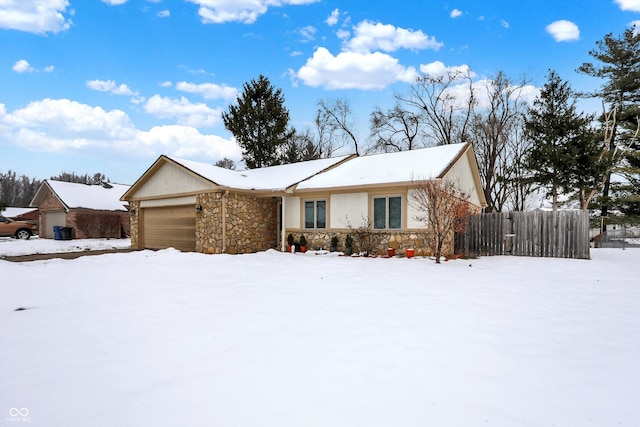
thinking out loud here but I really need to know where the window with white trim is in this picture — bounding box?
[373,196,402,229]
[304,200,326,229]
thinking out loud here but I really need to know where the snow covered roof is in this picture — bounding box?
[32,180,130,211]
[1,207,38,218]
[296,143,469,190]
[166,155,353,192]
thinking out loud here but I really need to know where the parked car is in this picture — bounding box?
[0,215,38,239]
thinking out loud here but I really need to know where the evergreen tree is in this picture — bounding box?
[523,70,596,210]
[222,75,294,169]
[577,27,640,226]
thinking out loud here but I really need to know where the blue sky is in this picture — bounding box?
[1,0,639,186]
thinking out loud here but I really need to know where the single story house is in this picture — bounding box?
[31,180,131,239]
[122,142,487,256]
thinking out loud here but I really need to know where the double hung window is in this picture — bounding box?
[373,196,402,229]
[304,200,326,229]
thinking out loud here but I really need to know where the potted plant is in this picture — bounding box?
[344,234,353,256]
[330,235,339,252]
[287,233,294,252]
[299,235,308,253]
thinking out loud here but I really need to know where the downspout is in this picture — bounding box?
[281,196,286,252]
[221,190,229,253]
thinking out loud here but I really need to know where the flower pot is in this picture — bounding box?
[406,248,415,258]
[300,246,308,253]
[344,248,352,256]
[387,248,395,257]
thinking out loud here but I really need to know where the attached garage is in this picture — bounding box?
[141,205,196,252]
[41,211,66,239]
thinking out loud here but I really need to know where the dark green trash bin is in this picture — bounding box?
[60,227,74,240]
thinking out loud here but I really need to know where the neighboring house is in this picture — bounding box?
[31,180,131,239]
[122,142,486,255]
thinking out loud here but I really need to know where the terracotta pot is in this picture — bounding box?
[301,246,308,253]
[406,248,415,258]
[387,248,395,257]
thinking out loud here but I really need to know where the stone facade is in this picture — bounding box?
[285,229,450,256]
[196,192,278,254]
[129,200,140,248]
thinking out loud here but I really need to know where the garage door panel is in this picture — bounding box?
[142,205,196,251]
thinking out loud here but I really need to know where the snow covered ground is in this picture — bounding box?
[1,239,639,426]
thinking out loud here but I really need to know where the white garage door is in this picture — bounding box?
[141,205,196,252]
[42,211,66,239]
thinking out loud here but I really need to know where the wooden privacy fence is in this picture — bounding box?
[457,210,590,259]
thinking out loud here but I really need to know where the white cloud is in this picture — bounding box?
[86,80,137,96]
[175,81,238,100]
[615,0,640,12]
[345,20,443,53]
[299,25,316,41]
[0,0,71,34]
[158,10,170,18]
[546,20,580,42]
[296,47,418,90]
[326,8,339,26]
[450,9,463,18]
[160,81,173,88]
[12,60,34,73]
[336,29,350,40]
[186,0,320,24]
[0,99,241,161]
[419,61,476,79]
[501,20,510,29]
[44,65,55,73]
[144,94,222,128]
[101,0,128,5]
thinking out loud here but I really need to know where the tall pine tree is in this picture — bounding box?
[222,75,294,169]
[577,27,640,226]
[523,70,597,210]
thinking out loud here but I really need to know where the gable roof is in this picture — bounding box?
[296,143,470,190]
[1,207,38,218]
[122,154,353,200]
[31,180,130,211]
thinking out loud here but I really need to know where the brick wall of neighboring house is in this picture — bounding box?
[37,188,130,239]
[196,191,278,254]
[67,209,130,239]
[38,190,66,212]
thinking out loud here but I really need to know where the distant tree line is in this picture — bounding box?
[222,28,638,228]
[0,170,110,209]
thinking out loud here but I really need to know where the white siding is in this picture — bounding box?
[443,152,482,206]
[406,189,427,229]
[330,193,368,228]
[140,196,196,208]
[284,196,301,228]
[134,162,213,198]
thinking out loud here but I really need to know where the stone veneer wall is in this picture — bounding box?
[129,200,140,248]
[286,230,448,256]
[196,192,278,254]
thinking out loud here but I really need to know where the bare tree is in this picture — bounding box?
[368,102,424,153]
[215,157,236,170]
[399,67,476,146]
[410,179,473,263]
[470,72,534,212]
[317,98,360,155]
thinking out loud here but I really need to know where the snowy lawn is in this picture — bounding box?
[0,236,131,257]
[1,242,639,426]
